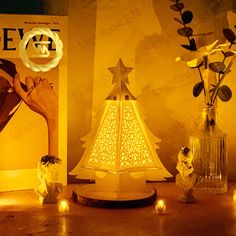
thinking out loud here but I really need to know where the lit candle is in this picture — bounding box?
[155,199,166,213]
[58,199,70,213]
[233,191,236,202]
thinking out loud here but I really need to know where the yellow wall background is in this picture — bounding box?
[66,0,236,182]
[3,0,235,182]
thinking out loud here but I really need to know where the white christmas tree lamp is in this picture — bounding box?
[70,59,172,206]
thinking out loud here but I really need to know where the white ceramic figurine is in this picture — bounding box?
[176,147,202,203]
[35,155,63,204]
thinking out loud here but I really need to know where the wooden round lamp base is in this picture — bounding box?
[72,184,157,208]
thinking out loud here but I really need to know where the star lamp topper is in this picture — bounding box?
[108,58,133,84]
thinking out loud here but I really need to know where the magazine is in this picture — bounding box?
[0,14,67,191]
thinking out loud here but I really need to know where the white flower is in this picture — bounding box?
[176,40,230,68]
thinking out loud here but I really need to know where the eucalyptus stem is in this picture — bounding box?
[211,55,236,104]
[218,73,221,85]
[212,43,234,104]
[223,43,233,63]
[197,67,206,96]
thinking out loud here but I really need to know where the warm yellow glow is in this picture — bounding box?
[58,199,69,213]
[87,102,119,170]
[155,199,166,213]
[0,198,19,206]
[86,101,158,171]
[120,102,156,169]
[70,99,172,181]
[233,191,236,202]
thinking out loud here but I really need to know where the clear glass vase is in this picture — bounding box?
[189,104,228,194]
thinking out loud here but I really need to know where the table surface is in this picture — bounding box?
[0,182,236,236]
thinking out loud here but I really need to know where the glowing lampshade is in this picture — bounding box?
[70,59,172,198]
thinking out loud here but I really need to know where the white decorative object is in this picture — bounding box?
[70,59,172,203]
[176,147,202,203]
[19,27,63,72]
[35,155,63,204]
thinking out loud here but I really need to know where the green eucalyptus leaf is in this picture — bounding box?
[177,27,193,37]
[181,38,197,51]
[222,51,235,57]
[193,81,204,97]
[223,28,235,44]
[181,11,193,24]
[170,3,184,11]
[209,62,226,73]
[218,85,232,102]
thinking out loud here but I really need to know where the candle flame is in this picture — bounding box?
[233,191,236,202]
[155,199,166,213]
[58,199,69,213]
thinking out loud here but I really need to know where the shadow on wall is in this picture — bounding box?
[137,85,187,176]
[67,0,97,184]
[135,0,236,177]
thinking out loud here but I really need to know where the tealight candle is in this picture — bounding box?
[155,199,166,213]
[58,199,70,213]
[233,191,236,202]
